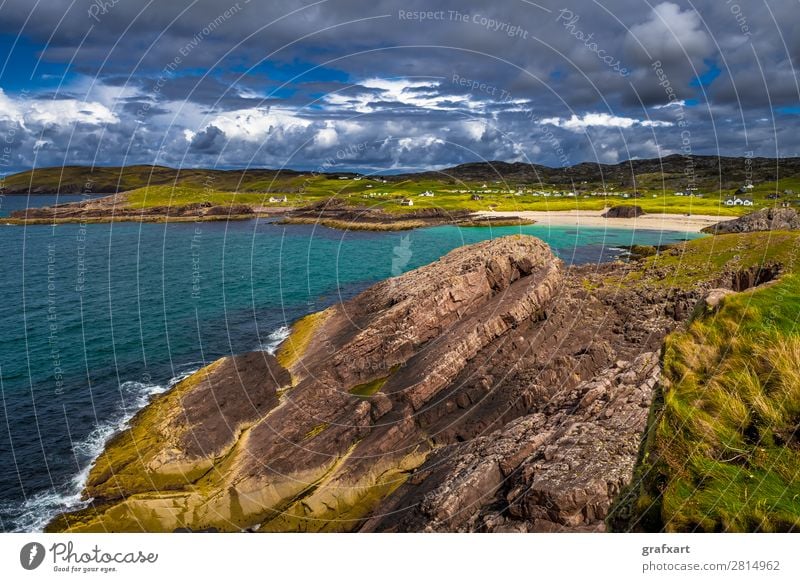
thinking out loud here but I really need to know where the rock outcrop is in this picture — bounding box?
[602,205,644,218]
[8,194,255,222]
[362,353,660,532]
[702,207,800,234]
[50,235,706,533]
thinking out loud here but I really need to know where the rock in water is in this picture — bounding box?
[50,235,691,532]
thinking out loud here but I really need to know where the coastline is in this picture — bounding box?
[474,210,734,233]
[4,204,730,232]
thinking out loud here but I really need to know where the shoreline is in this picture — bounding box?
[474,210,734,233]
[3,206,730,232]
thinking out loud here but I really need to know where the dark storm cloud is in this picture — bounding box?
[189,124,225,153]
[0,0,797,173]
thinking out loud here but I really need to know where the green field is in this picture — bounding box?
[123,181,762,216]
[620,232,800,531]
[7,164,800,217]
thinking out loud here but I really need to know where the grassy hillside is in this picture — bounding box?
[123,182,751,215]
[623,232,800,531]
[614,231,800,289]
[6,158,800,216]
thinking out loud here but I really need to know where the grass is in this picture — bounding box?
[46,177,770,217]
[15,167,799,219]
[631,273,800,532]
[125,185,281,208]
[611,231,800,290]
[6,162,800,218]
[120,183,757,217]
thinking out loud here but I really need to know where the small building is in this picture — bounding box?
[268,196,288,203]
[724,196,754,207]
[399,198,414,206]
[471,194,483,201]
[418,190,435,197]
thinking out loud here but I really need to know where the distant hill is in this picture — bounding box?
[396,155,800,190]
[2,154,800,194]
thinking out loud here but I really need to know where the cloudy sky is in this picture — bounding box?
[0,0,798,173]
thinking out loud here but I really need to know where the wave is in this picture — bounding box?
[259,325,290,354]
[4,325,291,532]
[2,367,197,532]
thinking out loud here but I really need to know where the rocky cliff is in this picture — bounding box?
[50,235,705,533]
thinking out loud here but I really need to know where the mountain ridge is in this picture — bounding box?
[3,154,800,194]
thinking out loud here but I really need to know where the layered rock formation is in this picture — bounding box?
[702,207,800,234]
[51,235,702,533]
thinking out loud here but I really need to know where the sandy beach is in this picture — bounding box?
[474,209,735,233]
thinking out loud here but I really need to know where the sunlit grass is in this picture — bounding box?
[636,273,800,532]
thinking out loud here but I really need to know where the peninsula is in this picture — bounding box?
[5,155,800,231]
[50,217,800,532]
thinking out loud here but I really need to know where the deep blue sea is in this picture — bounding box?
[0,194,702,531]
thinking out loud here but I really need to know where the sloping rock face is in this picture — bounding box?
[361,353,660,532]
[51,236,566,532]
[51,235,702,533]
[703,208,800,234]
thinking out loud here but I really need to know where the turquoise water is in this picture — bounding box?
[0,202,702,531]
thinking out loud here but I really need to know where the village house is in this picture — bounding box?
[724,195,754,207]
[399,198,414,206]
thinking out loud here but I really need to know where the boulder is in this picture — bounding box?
[602,205,644,218]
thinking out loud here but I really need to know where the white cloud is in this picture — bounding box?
[652,100,686,109]
[323,77,479,114]
[0,88,117,127]
[539,112,673,131]
[26,99,119,126]
[190,106,311,142]
[627,2,712,65]
[0,89,22,123]
[462,120,487,141]
[313,123,339,148]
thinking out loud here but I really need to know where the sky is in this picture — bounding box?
[0,0,798,174]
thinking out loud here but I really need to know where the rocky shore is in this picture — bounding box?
[702,207,800,234]
[3,194,265,224]
[4,195,533,230]
[51,233,733,533]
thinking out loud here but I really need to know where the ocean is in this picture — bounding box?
[0,195,702,531]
